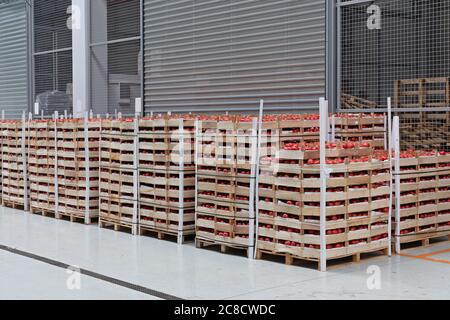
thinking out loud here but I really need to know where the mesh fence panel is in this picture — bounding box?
[338,0,450,151]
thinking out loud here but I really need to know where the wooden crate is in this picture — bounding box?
[56,118,100,224]
[257,139,391,269]
[100,118,138,231]
[139,116,196,242]
[394,151,450,250]
[28,120,56,216]
[1,120,28,209]
[196,116,258,256]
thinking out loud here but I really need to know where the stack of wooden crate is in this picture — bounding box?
[394,150,450,248]
[56,118,100,224]
[29,120,56,216]
[257,140,391,267]
[196,115,258,257]
[1,120,27,209]
[138,115,196,243]
[333,114,386,150]
[100,118,137,232]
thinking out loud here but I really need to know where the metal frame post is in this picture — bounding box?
[194,119,201,248]
[254,99,264,258]
[247,117,259,259]
[387,98,393,256]
[83,112,91,224]
[319,98,328,272]
[132,115,139,235]
[393,116,401,253]
[22,111,29,211]
[177,118,185,245]
[54,111,60,219]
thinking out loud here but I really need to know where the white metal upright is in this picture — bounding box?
[177,118,185,245]
[247,117,259,259]
[393,116,402,253]
[21,111,29,211]
[132,114,140,235]
[387,98,393,256]
[253,99,265,259]
[54,111,60,219]
[83,112,91,224]
[319,98,328,272]
[193,119,200,248]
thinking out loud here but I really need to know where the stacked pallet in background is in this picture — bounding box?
[394,77,450,151]
[100,118,138,232]
[29,120,56,216]
[57,118,100,224]
[138,115,196,243]
[341,93,377,109]
[396,112,449,151]
[196,116,258,257]
[393,150,450,249]
[257,139,391,267]
[1,120,27,209]
[394,77,449,109]
[333,114,386,150]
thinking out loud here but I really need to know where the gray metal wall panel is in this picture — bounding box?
[143,0,326,113]
[0,0,29,119]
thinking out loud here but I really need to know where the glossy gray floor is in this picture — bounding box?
[0,207,448,300]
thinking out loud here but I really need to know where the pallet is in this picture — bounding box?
[139,226,194,244]
[256,246,389,270]
[395,231,450,252]
[2,200,25,211]
[58,212,99,225]
[341,93,377,109]
[394,77,450,108]
[99,218,136,234]
[30,206,55,218]
[195,237,251,257]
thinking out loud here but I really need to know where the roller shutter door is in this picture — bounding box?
[143,0,326,113]
[0,0,30,119]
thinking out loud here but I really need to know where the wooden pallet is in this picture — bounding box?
[195,237,251,256]
[341,93,377,109]
[58,212,99,225]
[2,200,25,211]
[99,218,136,234]
[256,246,389,270]
[395,231,450,253]
[394,77,450,108]
[139,226,194,244]
[30,206,55,218]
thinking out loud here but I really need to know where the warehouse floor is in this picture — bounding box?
[0,207,448,300]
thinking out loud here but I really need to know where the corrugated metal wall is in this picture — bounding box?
[0,0,30,119]
[143,0,326,113]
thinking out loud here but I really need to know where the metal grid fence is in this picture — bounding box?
[338,0,450,110]
[338,0,450,151]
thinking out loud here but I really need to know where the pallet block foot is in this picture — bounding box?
[285,254,293,266]
[352,253,361,263]
[256,250,262,260]
[220,245,228,253]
